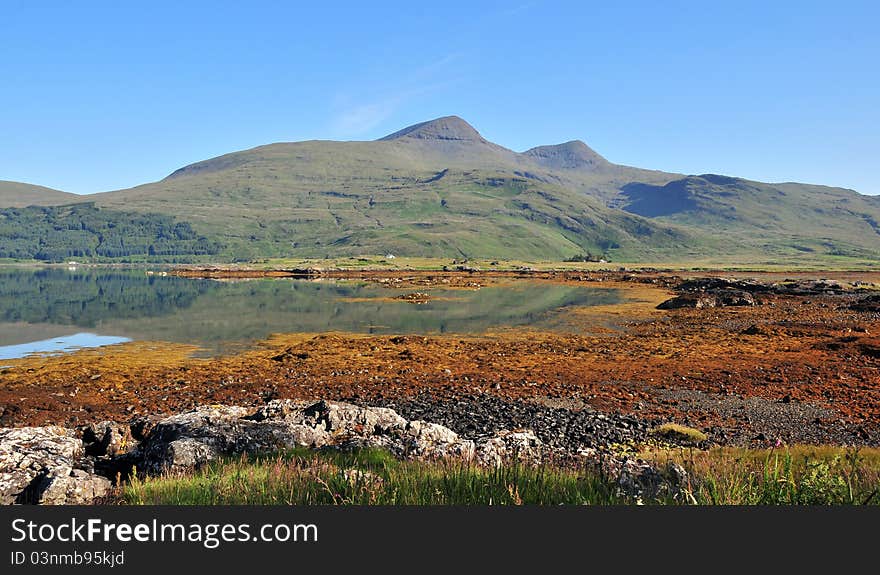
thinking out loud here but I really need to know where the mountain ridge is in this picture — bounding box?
[1,115,878,263]
[0,181,80,207]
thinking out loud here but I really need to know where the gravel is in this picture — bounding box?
[376,389,878,452]
[656,389,876,446]
[378,394,653,453]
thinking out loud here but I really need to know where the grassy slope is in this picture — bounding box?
[0,180,80,207]
[89,138,695,261]
[3,117,879,263]
[618,175,880,260]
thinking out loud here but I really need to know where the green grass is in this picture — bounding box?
[122,446,880,506]
[124,448,625,505]
[644,445,880,505]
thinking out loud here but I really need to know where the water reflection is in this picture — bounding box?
[0,268,621,356]
[0,333,130,360]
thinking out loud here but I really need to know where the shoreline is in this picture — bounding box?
[1,271,877,449]
[2,268,879,506]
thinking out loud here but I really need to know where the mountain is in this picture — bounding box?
[379,115,490,143]
[524,140,609,170]
[1,116,878,263]
[0,181,79,207]
[617,175,880,259]
[78,117,688,261]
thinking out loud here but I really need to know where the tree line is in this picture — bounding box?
[0,203,223,261]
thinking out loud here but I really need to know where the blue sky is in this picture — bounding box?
[1,0,878,194]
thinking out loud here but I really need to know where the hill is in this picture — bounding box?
[0,181,79,207]
[616,175,880,260]
[1,116,878,263]
[84,117,691,261]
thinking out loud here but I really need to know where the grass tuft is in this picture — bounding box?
[650,423,708,444]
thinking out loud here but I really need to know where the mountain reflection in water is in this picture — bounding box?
[0,269,622,356]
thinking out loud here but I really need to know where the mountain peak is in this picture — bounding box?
[379,116,487,143]
[524,140,608,170]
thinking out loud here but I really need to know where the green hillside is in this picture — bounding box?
[617,175,880,259]
[0,204,222,261]
[1,116,878,263]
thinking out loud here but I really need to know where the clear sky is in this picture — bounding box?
[2,0,878,195]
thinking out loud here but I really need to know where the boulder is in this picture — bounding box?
[598,456,690,502]
[136,400,413,474]
[475,429,544,467]
[3,398,691,505]
[0,426,110,504]
[657,293,718,310]
[39,469,112,505]
[715,289,757,307]
[677,277,766,293]
[657,288,756,310]
[306,400,408,436]
[402,420,474,459]
[137,404,331,474]
[250,399,314,422]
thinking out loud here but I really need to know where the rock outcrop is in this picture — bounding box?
[656,276,866,311]
[850,294,880,312]
[134,400,542,474]
[657,289,757,310]
[0,426,111,504]
[1,399,687,505]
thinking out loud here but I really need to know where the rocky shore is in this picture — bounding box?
[379,394,656,452]
[376,391,875,450]
[1,399,686,505]
[2,271,879,505]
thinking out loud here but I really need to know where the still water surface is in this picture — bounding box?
[0,268,623,357]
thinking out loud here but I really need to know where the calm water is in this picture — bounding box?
[0,268,623,358]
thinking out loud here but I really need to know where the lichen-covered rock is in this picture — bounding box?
[153,438,221,471]
[38,469,112,505]
[338,468,384,489]
[476,430,544,467]
[138,404,331,474]
[657,293,717,310]
[136,401,412,474]
[308,400,408,436]
[0,426,110,504]
[715,289,757,307]
[138,401,557,472]
[403,420,473,459]
[251,399,314,422]
[3,398,690,505]
[598,456,690,502]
